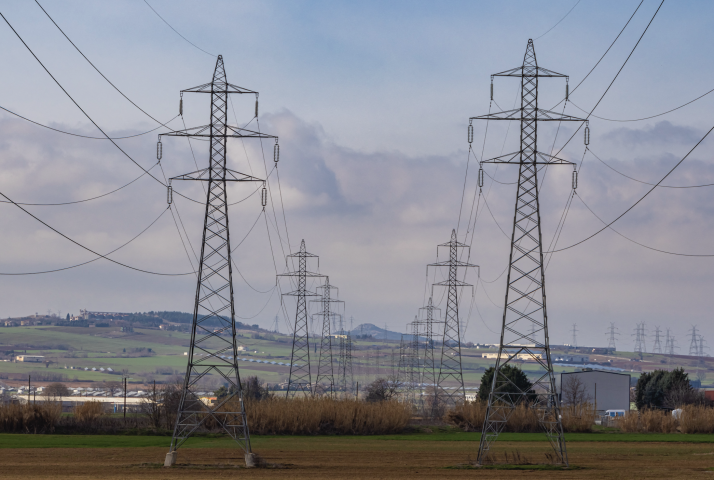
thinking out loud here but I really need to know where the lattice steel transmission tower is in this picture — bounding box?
[161,56,277,467]
[418,298,441,408]
[570,324,578,349]
[605,323,619,351]
[652,326,663,354]
[428,230,478,408]
[278,240,324,397]
[633,323,646,358]
[471,40,586,466]
[689,326,700,357]
[337,320,354,396]
[311,277,343,395]
[665,329,677,357]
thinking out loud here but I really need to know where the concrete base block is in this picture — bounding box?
[245,453,257,468]
[164,451,177,467]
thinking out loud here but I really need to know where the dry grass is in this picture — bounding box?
[679,405,714,433]
[616,409,679,433]
[445,401,592,433]
[0,402,62,433]
[73,401,104,424]
[244,397,412,435]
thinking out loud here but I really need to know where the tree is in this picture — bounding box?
[66,313,70,321]
[214,376,270,401]
[636,368,694,410]
[561,375,591,406]
[365,376,401,402]
[478,364,535,404]
[44,382,70,399]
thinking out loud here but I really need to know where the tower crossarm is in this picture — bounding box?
[181,81,258,95]
[170,168,264,183]
[470,108,586,123]
[481,151,575,166]
[492,65,568,78]
[160,124,277,140]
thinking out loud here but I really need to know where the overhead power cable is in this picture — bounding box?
[142,0,215,57]
[0,202,189,275]
[575,193,714,257]
[0,105,178,140]
[588,148,714,189]
[568,86,714,122]
[534,0,582,40]
[548,121,714,254]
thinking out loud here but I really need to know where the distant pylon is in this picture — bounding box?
[337,323,354,396]
[472,39,585,466]
[278,240,324,397]
[162,55,277,466]
[311,277,343,396]
[428,229,478,408]
[570,323,578,349]
[605,323,619,351]
[633,322,646,358]
[665,329,677,358]
[698,335,708,358]
[418,297,442,414]
[272,315,280,334]
[689,326,699,357]
[652,326,663,354]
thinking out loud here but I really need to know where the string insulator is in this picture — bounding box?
[468,124,474,144]
[167,181,173,205]
[273,142,279,163]
[157,140,162,160]
[261,185,267,207]
[572,170,578,190]
[584,124,590,145]
[255,98,259,118]
[478,166,484,188]
[179,98,183,116]
[490,80,494,101]
[565,83,569,102]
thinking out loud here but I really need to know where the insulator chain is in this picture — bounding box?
[167,180,173,205]
[565,79,569,102]
[584,123,590,146]
[274,141,279,163]
[157,139,162,161]
[572,170,578,190]
[468,123,474,144]
[490,76,494,101]
[261,183,267,207]
[255,96,259,118]
[478,165,484,188]
[179,92,183,116]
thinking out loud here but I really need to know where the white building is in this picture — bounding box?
[16,355,44,363]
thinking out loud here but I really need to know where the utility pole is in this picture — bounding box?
[472,40,586,466]
[605,323,619,351]
[652,326,663,354]
[278,240,324,397]
[428,230,478,409]
[689,326,700,357]
[161,56,276,467]
[311,278,343,396]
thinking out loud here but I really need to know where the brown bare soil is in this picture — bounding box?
[1,439,714,479]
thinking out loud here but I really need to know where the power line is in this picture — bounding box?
[0,205,171,275]
[534,0,582,40]
[142,0,215,57]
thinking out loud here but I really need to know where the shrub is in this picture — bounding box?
[0,403,61,433]
[478,365,535,404]
[74,401,103,424]
[635,368,693,410]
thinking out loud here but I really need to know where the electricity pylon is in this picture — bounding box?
[428,230,478,408]
[652,326,663,354]
[605,323,619,351]
[311,277,343,395]
[633,323,646,358]
[471,40,586,466]
[570,324,578,349]
[689,326,699,357]
[665,329,676,356]
[161,55,277,467]
[337,318,354,396]
[278,240,324,397]
[418,297,441,414]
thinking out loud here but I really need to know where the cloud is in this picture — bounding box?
[602,121,702,147]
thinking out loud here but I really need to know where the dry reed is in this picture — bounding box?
[445,401,595,433]
[0,402,62,433]
[244,397,412,435]
[73,401,104,424]
[679,405,714,434]
[616,409,678,433]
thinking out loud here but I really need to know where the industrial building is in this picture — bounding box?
[560,369,630,412]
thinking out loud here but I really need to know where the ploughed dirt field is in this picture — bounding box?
[2,436,714,479]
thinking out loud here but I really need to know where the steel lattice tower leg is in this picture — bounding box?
[429,230,477,408]
[473,40,584,466]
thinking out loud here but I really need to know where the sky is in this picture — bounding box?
[0,0,713,351]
